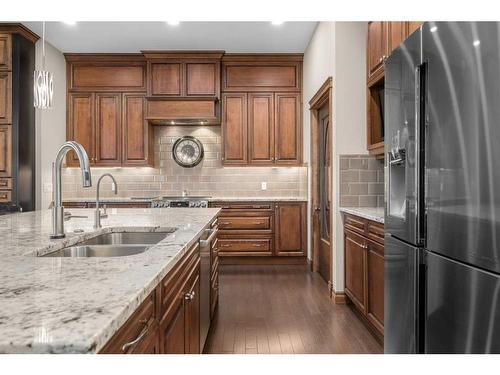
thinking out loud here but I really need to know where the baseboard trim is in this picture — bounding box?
[219,256,308,265]
[332,290,347,304]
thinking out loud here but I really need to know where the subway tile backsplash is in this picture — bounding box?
[58,126,308,205]
[339,155,384,208]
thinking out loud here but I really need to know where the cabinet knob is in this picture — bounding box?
[184,291,196,301]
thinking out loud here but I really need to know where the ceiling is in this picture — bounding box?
[22,22,318,53]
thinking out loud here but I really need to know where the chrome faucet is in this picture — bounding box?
[51,141,92,239]
[94,173,118,229]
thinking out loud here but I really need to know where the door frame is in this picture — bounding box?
[309,77,333,293]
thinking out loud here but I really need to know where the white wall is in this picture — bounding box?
[302,22,334,260]
[302,22,368,292]
[331,22,368,292]
[35,41,67,210]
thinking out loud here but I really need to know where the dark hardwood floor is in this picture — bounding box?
[204,264,383,354]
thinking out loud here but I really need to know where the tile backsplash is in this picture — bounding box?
[59,126,307,204]
[339,154,384,207]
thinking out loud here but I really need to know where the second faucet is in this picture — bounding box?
[94,173,118,229]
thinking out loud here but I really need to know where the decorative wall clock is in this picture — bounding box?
[172,136,204,168]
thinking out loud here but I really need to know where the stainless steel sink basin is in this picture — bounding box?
[41,230,175,258]
[77,231,172,246]
[43,245,149,257]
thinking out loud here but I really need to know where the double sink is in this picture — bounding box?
[43,231,175,258]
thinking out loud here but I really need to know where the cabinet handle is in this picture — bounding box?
[220,222,231,225]
[121,319,149,352]
[349,238,367,249]
[252,244,262,247]
[184,291,196,301]
[0,181,7,186]
[220,244,230,248]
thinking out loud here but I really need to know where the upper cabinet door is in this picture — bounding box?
[67,93,95,165]
[69,62,146,92]
[186,62,218,96]
[0,72,12,124]
[248,93,274,165]
[222,93,247,165]
[122,93,151,166]
[387,22,408,53]
[274,93,301,165]
[367,21,388,82]
[223,62,301,92]
[0,34,11,71]
[149,62,182,96]
[95,93,122,165]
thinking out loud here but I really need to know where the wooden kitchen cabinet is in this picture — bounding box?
[211,200,306,262]
[150,62,182,96]
[221,55,303,167]
[248,93,274,164]
[0,71,12,124]
[99,220,218,354]
[222,92,302,166]
[366,238,384,333]
[67,92,95,165]
[144,53,221,98]
[343,213,385,340]
[366,21,425,157]
[367,21,388,83]
[95,93,122,165]
[0,125,12,177]
[159,241,202,354]
[65,55,152,167]
[99,291,158,354]
[0,34,12,71]
[387,22,407,53]
[222,93,247,164]
[274,202,307,256]
[345,229,367,313]
[67,91,151,167]
[274,93,301,164]
[122,93,152,166]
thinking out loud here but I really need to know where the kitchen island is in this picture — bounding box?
[0,207,219,353]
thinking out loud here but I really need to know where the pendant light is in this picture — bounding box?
[34,21,54,109]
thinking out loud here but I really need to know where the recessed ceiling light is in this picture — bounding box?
[430,26,438,33]
[63,21,77,26]
[473,40,481,47]
[271,21,284,26]
[166,21,180,26]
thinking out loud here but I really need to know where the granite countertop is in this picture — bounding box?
[0,207,219,353]
[63,196,308,203]
[339,207,385,224]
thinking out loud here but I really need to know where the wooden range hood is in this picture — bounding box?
[142,51,223,125]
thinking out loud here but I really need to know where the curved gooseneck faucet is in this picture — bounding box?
[94,173,118,229]
[51,141,92,239]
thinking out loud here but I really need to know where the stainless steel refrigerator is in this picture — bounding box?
[385,21,500,354]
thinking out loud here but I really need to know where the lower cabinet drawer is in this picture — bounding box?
[99,291,156,354]
[0,178,12,190]
[0,190,12,202]
[218,238,272,256]
[218,216,271,231]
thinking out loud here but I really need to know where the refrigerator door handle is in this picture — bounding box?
[415,63,425,245]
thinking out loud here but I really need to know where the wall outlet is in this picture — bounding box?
[261,182,267,190]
